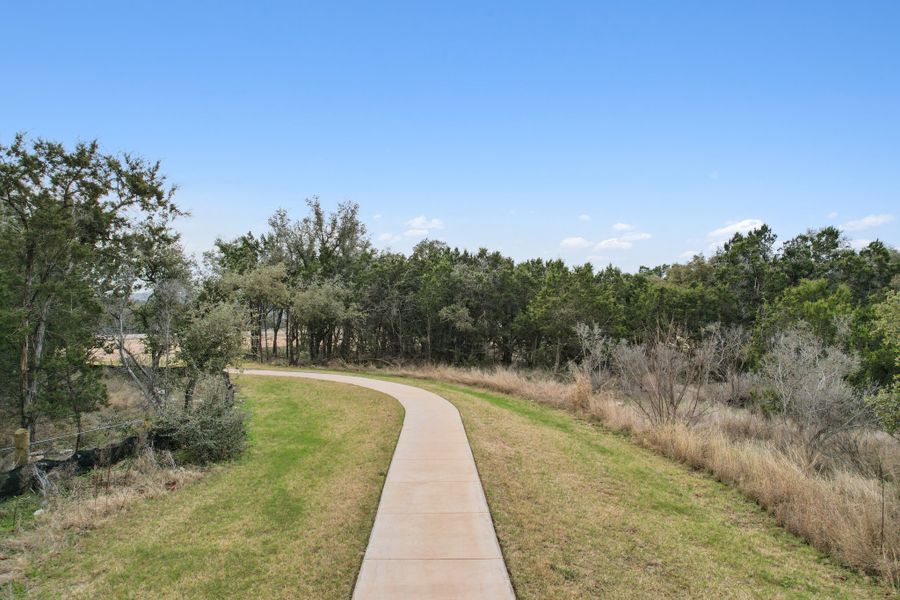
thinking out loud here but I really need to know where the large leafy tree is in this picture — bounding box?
[107,237,194,407]
[0,134,179,428]
[867,291,900,437]
[710,225,779,325]
[178,302,245,408]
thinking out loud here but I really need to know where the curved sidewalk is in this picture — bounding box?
[239,369,516,600]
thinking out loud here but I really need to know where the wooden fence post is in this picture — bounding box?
[14,428,30,468]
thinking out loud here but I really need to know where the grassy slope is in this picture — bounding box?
[414,379,884,599]
[26,376,402,599]
[18,366,886,598]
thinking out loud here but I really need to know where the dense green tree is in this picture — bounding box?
[201,202,897,422]
[756,279,855,346]
[178,302,245,408]
[224,263,288,361]
[710,225,779,324]
[0,134,179,428]
[867,291,900,436]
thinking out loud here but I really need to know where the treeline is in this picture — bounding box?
[205,199,898,386]
[1,134,897,440]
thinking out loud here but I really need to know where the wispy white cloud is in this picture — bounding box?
[578,213,591,222]
[378,232,401,242]
[841,214,894,231]
[595,232,651,250]
[403,215,444,238]
[850,238,873,250]
[407,215,444,230]
[612,222,634,231]
[826,211,838,220]
[596,239,631,250]
[706,218,764,251]
[708,218,764,240]
[587,254,608,264]
[678,249,700,260]
[560,236,593,249]
[373,213,383,220]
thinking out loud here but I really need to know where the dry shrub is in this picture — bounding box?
[0,445,203,586]
[569,371,592,413]
[587,392,638,432]
[386,363,900,587]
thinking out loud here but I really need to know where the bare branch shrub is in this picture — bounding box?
[612,324,715,425]
[761,328,871,469]
[703,323,753,406]
[32,467,56,501]
[573,323,612,390]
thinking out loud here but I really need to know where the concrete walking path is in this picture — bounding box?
[239,369,516,599]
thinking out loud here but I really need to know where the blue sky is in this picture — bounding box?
[3,1,898,271]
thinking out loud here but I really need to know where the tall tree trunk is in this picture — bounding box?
[184,376,198,410]
[20,297,52,430]
[262,309,269,361]
[285,308,293,364]
[250,309,260,359]
[426,317,432,363]
[272,308,283,357]
[74,411,83,453]
[222,371,235,407]
[256,306,265,361]
[18,246,34,429]
[341,324,352,359]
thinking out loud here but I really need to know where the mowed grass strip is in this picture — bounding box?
[416,380,884,599]
[28,376,402,599]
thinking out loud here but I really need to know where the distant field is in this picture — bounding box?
[24,376,402,599]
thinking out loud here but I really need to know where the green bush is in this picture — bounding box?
[153,397,247,464]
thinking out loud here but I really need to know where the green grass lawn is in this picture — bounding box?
[24,376,403,599]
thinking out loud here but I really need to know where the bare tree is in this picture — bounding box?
[703,323,753,406]
[107,276,191,410]
[573,322,611,391]
[761,328,870,468]
[612,324,715,425]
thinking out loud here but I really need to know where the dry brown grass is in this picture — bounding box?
[0,446,204,586]
[383,364,900,587]
[638,424,899,585]
[1,370,148,471]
